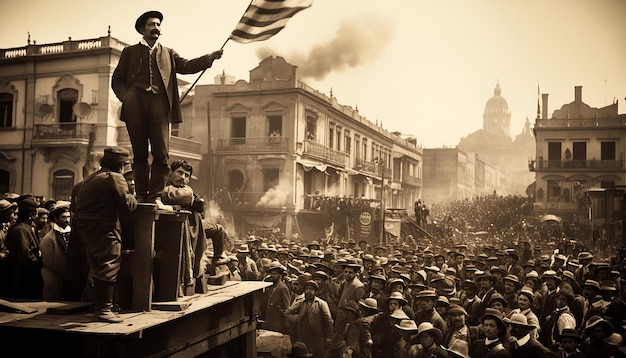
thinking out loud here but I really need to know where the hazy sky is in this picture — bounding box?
[2,0,625,148]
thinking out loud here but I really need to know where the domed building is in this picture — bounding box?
[458,82,535,195]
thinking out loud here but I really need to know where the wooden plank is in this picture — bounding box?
[0,298,37,314]
[45,301,93,315]
[0,282,271,336]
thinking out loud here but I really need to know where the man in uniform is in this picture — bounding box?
[72,147,137,322]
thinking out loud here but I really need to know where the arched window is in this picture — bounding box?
[228,169,244,192]
[52,169,75,200]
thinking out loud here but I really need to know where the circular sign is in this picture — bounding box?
[359,211,372,225]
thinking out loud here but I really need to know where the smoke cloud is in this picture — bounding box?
[257,12,394,81]
[257,180,291,207]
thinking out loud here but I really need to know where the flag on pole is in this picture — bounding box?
[230,0,313,44]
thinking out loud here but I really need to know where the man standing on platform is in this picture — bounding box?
[72,147,137,323]
[112,10,223,202]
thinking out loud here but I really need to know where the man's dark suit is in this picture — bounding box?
[112,43,216,197]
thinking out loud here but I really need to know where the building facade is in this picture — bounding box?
[0,34,205,200]
[0,37,422,242]
[191,56,422,241]
[530,86,625,219]
[422,147,504,205]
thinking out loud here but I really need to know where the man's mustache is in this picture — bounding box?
[150,30,161,35]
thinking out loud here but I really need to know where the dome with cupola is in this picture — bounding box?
[483,82,511,138]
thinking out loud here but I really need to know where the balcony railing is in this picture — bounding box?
[353,158,391,177]
[529,159,624,171]
[32,123,93,146]
[1,36,128,60]
[302,140,347,167]
[217,137,289,152]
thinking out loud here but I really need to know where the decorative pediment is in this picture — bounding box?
[261,101,287,112]
[226,103,252,114]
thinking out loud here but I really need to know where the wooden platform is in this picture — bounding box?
[0,281,271,357]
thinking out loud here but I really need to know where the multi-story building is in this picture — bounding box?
[192,56,422,241]
[0,33,202,200]
[529,85,625,220]
[0,35,422,242]
[422,147,504,205]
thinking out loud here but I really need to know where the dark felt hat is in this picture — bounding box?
[102,146,131,164]
[287,342,313,358]
[135,10,163,34]
[18,197,39,214]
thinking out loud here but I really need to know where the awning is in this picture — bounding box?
[297,158,327,172]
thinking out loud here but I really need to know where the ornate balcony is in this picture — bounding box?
[32,123,93,147]
[301,140,347,168]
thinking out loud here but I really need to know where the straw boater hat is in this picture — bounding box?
[416,322,443,342]
[415,289,437,300]
[541,270,562,285]
[582,279,601,292]
[502,274,522,289]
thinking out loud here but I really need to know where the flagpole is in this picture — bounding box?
[179,38,231,103]
[180,0,255,103]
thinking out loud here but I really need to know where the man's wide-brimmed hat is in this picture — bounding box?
[416,322,443,342]
[0,199,17,213]
[359,298,380,312]
[504,313,534,329]
[479,308,507,338]
[135,10,163,34]
[395,319,418,332]
[385,291,408,306]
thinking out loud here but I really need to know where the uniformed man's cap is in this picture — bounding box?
[135,10,163,34]
[103,146,131,164]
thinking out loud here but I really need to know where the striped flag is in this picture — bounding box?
[230,0,313,44]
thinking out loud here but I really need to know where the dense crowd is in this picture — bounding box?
[1,191,625,357]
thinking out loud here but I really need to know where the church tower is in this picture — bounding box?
[483,82,511,138]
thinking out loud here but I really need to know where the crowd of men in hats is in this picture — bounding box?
[228,194,626,357]
[2,157,626,357]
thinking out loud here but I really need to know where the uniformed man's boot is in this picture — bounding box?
[93,278,123,323]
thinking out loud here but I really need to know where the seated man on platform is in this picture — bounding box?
[157,160,228,290]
